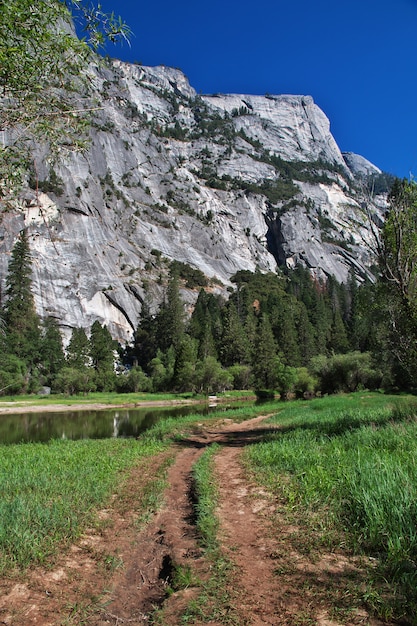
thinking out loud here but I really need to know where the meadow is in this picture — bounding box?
[0,400,265,574]
[2,392,417,622]
[244,392,417,621]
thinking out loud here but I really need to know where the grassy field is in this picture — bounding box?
[0,400,266,574]
[0,437,167,572]
[2,391,417,622]
[244,392,417,622]
[0,389,255,408]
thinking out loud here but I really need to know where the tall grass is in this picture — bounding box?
[192,444,221,552]
[0,400,278,574]
[244,393,417,621]
[182,444,238,624]
[0,437,165,572]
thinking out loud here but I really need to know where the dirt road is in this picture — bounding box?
[0,414,387,625]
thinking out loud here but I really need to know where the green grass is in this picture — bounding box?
[0,437,166,572]
[243,392,417,623]
[0,390,204,407]
[0,389,255,408]
[179,444,239,625]
[192,443,221,552]
[0,400,278,575]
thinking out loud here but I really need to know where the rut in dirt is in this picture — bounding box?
[95,444,207,625]
[95,415,278,625]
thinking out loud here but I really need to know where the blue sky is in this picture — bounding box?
[95,0,417,178]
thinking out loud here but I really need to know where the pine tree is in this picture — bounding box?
[128,301,158,372]
[296,303,316,366]
[3,229,41,366]
[330,310,350,354]
[172,335,198,392]
[40,316,65,385]
[89,321,115,372]
[89,321,116,391]
[66,327,90,370]
[251,314,279,391]
[155,270,185,353]
[188,289,219,360]
[219,301,251,366]
[270,299,300,366]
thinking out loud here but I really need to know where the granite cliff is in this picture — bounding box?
[0,57,387,343]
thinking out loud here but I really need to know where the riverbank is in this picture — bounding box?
[1,395,404,625]
[0,391,256,415]
[0,398,203,415]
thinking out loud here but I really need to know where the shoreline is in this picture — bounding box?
[0,398,206,415]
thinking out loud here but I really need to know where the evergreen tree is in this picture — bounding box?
[66,327,90,370]
[172,335,198,392]
[251,314,279,391]
[329,310,350,354]
[128,301,158,372]
[349,279,376,352]
[3,229,41,367]
[310,290,332,356]
[296,303,316,366]
[40,316,65,385]
[89,321,116,391]
[155,270,185,353]
[270,299,300,365]
[219,301,251,366]
[188,290,219,360]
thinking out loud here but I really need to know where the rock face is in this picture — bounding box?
[0,58,387,343]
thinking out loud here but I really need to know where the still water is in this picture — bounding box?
[0,403,216,445]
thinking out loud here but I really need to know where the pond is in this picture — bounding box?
[0,403,217,445]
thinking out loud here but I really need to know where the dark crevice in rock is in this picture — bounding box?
[102,291,135,330]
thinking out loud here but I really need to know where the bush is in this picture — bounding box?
[228,364,253,390]
[293,367,318,398]
[0,355,27,395]
[53,367,96,395]
[195,357,233,394]
[310,352,382,395]
[116,366,152,393]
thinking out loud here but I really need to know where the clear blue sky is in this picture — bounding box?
[96,0,417,178]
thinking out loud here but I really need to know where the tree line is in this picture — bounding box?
[2,181,416,399]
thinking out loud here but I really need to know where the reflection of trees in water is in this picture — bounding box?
[0,402,244,444]
[0,405,205,444]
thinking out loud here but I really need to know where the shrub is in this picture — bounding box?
[293,367,318,398]
[117,366,152,393]
[0,355,27,395]
[310,351,382,395]
[53,367,96,395]
[228,364,253,390]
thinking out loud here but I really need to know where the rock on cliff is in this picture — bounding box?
[0,58,387,343]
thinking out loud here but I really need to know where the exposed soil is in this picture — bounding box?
[0,414,390,625]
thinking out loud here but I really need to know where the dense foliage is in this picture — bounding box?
[0,231,388,397]
[0,0,130,206]
[6,178,417,398]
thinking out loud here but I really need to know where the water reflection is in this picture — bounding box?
[0,404,212,445]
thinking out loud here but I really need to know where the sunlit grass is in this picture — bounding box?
[0,399,277,575]
[244,392,417,622]
[0,437,166,572]
[0,389,255,408]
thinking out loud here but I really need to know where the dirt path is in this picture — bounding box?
[0,414,388,626]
